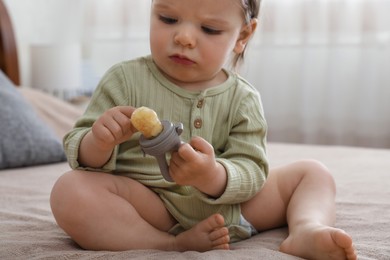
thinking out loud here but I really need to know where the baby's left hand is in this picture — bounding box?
[169,136,227,197]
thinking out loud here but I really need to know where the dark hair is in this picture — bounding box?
[232,0,261,70]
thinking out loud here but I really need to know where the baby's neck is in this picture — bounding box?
[164,70,228,91]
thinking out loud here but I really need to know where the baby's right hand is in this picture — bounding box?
[91,106,137,150]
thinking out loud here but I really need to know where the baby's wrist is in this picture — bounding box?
[88,131,115,153]
[196,162,227,198]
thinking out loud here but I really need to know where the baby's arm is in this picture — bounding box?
[78,106,137,168]
[169,136,228,198]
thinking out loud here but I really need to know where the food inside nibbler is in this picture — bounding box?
[131,106,164,139]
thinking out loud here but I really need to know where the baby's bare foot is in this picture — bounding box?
[174,214,230,252]
[280,224,357,260]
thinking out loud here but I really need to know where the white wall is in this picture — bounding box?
[4,0,84,88]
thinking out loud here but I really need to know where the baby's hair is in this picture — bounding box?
[232,0,261,70]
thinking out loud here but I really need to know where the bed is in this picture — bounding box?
[1,1,389,259]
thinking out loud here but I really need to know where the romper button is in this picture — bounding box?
[194,118,203,129]
[197,99,204,108]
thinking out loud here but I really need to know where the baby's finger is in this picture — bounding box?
[177,142,198,162]
[170,150,186,166]
[113,111,133,135]
[92,120,116,144]
[103,116,125,140]
[188,136,214,156]
[117,106,137,119]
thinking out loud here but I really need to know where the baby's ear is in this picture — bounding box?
[234,19,258,54]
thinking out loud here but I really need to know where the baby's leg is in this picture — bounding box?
[50,170,229,251]
[241,160,356,260]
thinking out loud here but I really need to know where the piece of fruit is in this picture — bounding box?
[131,106,163,139]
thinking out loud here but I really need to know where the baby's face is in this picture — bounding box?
[150,0,246,90]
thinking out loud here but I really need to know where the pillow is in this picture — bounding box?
[0,71,66,169]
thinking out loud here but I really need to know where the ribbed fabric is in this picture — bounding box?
[64,56,268,242]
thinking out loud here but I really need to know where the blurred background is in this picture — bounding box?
[4,0,390,148]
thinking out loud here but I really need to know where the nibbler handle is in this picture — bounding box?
[139,120,183,182]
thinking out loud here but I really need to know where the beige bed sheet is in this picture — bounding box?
[0,88,389,259]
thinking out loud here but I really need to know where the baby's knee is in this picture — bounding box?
[50,171,89,225]
[296,159,335,186]
[51,171,78,203]
[299,159,329,171]
[299,159,335,187]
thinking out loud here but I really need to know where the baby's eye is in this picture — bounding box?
[201,26,222,35]
[159,15,177,24]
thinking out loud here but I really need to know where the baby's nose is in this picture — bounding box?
[174,24,196,48]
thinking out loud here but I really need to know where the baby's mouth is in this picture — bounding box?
[170,55,195,66]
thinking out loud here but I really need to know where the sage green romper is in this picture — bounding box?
[64,56,269,242]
